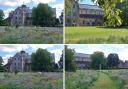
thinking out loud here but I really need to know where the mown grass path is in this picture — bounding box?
[89,72,118,89]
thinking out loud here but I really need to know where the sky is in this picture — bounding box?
[0,0,64,18]
[68,44,128,61]
[0,44,64,65]
[79,0,94,5]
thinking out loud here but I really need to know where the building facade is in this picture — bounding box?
[74,53,91,69]
[79,4,103,26]
[4,50,55,72]
[6,5,56,26]
[118,61,128,69]
[66,0,104,26]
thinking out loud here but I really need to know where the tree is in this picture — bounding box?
[116,0,128,26]
[107,53,120,69]
[0,10,5,26]
[32,3,54,27]
[0,56,3,72]
[65,46,76,72]
[31,48,53,72]
[90,51,107,69]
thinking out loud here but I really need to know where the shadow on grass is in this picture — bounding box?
[96,26,128,29]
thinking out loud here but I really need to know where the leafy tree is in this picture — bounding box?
[107,53,120,69]
[65,46,76,72]
[32,3,54,27]
[116,0,128,26]
[31,48,53,72]
[0,10,5,26]
[0,56,3,72]
[90,51,107,69]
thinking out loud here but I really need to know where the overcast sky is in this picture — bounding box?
[0,0,64,18]
[68,44,128,61]
[0,44,64,65]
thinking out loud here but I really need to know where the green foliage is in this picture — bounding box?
[32,3,54,27]
[65,46,76,72]
[0,56,4,72]
[31,48,53,72]
[90,51,107,69]
[0,10,5,26]
[107,53,120,69]
[91,0,125,27]
[116,0,128,26]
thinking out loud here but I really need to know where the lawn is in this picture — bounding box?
[65,26,128,44]
[65,70,127,89]
[0,26,63,44]
[0,72,63,89]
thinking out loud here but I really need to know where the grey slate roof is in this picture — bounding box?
[75,53,90,58]
[79,4,102,10]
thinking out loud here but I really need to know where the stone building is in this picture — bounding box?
[118,60,128,69]
[79,4,103,26]
[6,5,56,26]
[66,0,104,26]
[66,0,79,26]
[4,50,55,72]
[74,53,91,69]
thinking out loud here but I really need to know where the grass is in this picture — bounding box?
[65,26,128,44]
[0,72,63,89]
[65,70,126,89]
[65,70,99,89]
[89,72,120,89]
[0,26,63,44]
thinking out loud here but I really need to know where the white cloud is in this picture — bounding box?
[4,8,14,18]
[3,54,13,65]
[33,0,56,4]
[0,45,30,53]
[52,3,64,18]
[29,44,54,51]
[50,49,62,63]
[0,0,57,7]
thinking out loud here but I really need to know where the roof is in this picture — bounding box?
[79,4,102,10]
[75,53,90,58]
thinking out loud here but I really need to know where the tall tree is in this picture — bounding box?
[107,53,120,69]
[90,51,107,69]
[32,3,54,27]
[116,0,128,26]
[0,10,5,26]
[31,48,53,72]
[65,46,76,72]
[0,56,3,72]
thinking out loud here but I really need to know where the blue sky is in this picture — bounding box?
[68,44,128,61]
[0,0,64,18]
[0,44,64,65]
[79,0,94,4]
